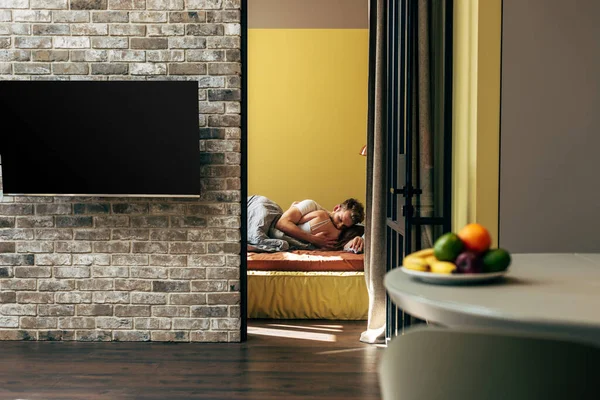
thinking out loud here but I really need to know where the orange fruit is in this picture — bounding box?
[457,223,491,254]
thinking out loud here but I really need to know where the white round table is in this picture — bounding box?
[384,253,600,346]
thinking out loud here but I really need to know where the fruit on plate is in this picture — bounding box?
[482,248,512,272]
[433,232,463,262]
[429,261,457,274]
[403,255,429,272]
[455,251,483,274]
[457,223,492,254]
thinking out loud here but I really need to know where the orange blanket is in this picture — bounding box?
[247,250,364,272]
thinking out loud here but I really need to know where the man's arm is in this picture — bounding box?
[275,206,336,249]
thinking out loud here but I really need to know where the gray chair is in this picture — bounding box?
[379,327,600,400]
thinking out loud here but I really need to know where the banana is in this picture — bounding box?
[429,261,457,274]
[425,255,438,266]
[408,248,435,259]
[403,255,429,272]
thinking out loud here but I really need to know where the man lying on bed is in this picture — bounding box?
[247,195,365,253]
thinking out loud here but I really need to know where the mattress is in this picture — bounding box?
[247,250,364,272]
[247,271,369,320]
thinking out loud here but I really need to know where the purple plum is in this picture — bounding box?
[455,251,483,274]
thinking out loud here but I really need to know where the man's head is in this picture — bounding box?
[331,198,365,230]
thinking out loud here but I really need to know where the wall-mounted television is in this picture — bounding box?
[0,81,201,197]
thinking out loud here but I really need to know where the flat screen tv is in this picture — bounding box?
[0,81,200,197]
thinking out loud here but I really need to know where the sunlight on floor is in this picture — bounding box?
[268,323,343,333]
[248,326,337,342]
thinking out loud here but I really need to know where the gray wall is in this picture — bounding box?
[500,0,600,252]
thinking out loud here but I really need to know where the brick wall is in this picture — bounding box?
[0,0,242,342]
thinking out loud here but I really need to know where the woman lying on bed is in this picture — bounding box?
[299,209,365,252]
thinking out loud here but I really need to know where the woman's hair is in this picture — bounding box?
[340,198,365,224]
[333,224,365,250]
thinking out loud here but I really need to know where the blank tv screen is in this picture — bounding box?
[0,81,200,196]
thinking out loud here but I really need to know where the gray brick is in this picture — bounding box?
[58,317,95,329]
[71,49,108,61]
[199,102,224,114]
[109,23,145,36]
[206,267,238,279]
[0,292,16,303]
[77,279,114,291]
[169,268,205,280]
[152,281,189,293]
[0,254,34,266]
[0,50,30,61]
[130,267,167,279]
[13,10,52,22]
[186,0,221,8]
[56,292,92,303]
[73,203,110,214]
[93,291,129,303]
[199,127,225,139]
[208,88,240,101]
[76,330,111,341]
[191,280,227,292]
[54,37,90,48]
[114,279,151,291]
[225,127,241,139]
[135,317,171,329]
[38,279,76,291]
[207,292,239,305]
[211,318,239,330]
[76,304,112,315]
[92,10,128,22]
[73,254,111,266]
[224,23,240,36]
[112,229,148,240]
[56,217,93,228]
[168,63,206,75]
[186,49,223,62]
[109,0,145,9]
[206,36,239,49]
[207,216,239,228]
[173,318,209,330]
[93,241,130,253]
[169,293,205,305]
[56,241,92,253]
[130,62,166,75]
[35,204,71,215]
[191,305,227,317]
[151,305,188,317]
[91,37,128,48]
[0,217,15,228]
[130,11,167,23]
[95,216,129,227]
[147,24,183,37]
[149,229,186,241]
[113,330,150,341]
[92,266,129,278]
[74,229,111,240]
[38,305,75,317]
[112,203,148,214]
[32,50,69,62]
[115,305,150,317]
[188,254,225,267]
[168,37,206,49]
[0,204,32,215]
[226,75,240,88]
[198,191,240,202]
[109,49,145,62]
[223,0,240,8]
[39,330,75,341]
[54,266,90,278]
[0,61,11,73]
[207,242,240,254]
[91,63,128,75]
[16,292,54,303]
[0,11,11,21]
[53,11,90,22]
[53,63,90,75]
[0,267,12,277]
[147,0,183,9]
[15,266,51,278]
[132,242,168,254]
[71,23,108,36]
[0,330,37,340]
[0,242,15,253]
[0,316,19,328]
[208,62,240,75]
[1,23,30,35]
[186,24,223,36]
[35,229,72,240]
[169,11,205,23]
[0,37,8,49]
[146,50,184,62]
[32,24,70,35]
[131,216,168,228]
[131,292,166,305]
[149,203,186,215]
[169,242,206,254]
[16,241,53,253]
[190,331,227,342]
[171,216,206,228]
[225,228,240,240]
[197,75,225,87]
[131,38,168,50]
[225,49,240,62]
[113,255,148,266]
[206,10,239,23]
[71,0,108,9]
[36,254,72,266]
[151,331,188,342]
[0,304,36,316]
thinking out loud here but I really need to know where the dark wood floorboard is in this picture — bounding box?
[0,320,383,399]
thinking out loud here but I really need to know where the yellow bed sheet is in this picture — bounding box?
[248,271,368,320]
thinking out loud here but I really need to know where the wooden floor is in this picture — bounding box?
[0,320,383,399]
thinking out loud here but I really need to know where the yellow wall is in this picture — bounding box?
[248,29,368,211]
[452,0,502,245]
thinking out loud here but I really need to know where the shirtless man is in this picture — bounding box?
[275,198,365,250]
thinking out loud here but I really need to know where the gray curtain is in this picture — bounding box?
[361,0,433,344]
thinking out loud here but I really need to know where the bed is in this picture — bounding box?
[247,250,369,320]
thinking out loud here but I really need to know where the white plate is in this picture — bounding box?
[400,267,509,285]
